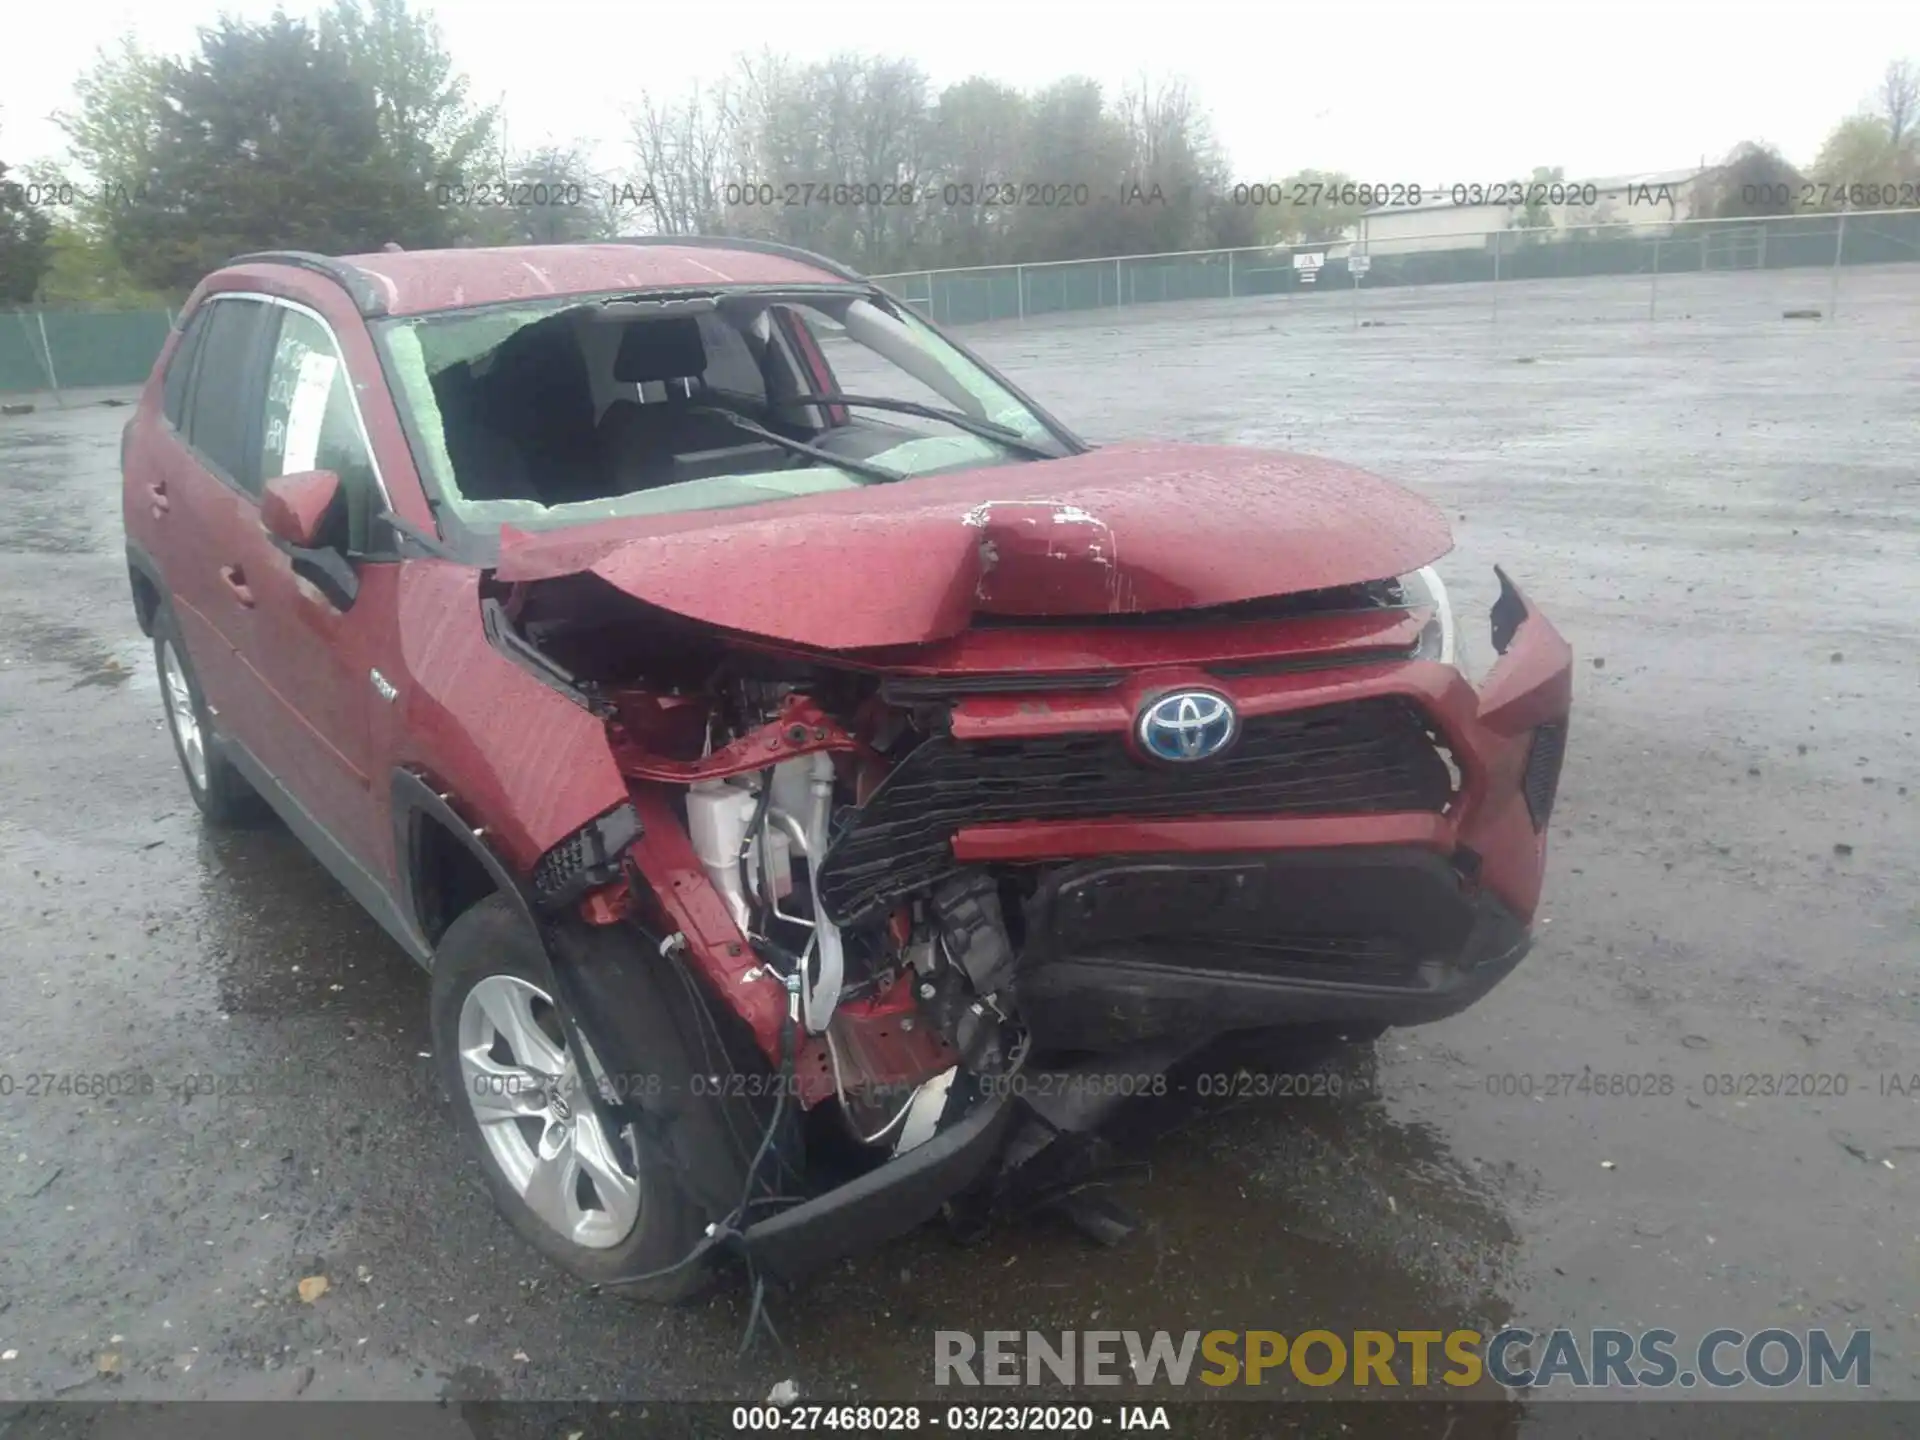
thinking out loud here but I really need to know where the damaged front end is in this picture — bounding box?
[480,518,1572,1283]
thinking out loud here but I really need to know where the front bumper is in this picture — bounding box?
[1012,847,1531,1051]
[956,570,1573,1052]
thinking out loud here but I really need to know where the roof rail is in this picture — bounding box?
[225,250,390,317]
[605,233,870,284]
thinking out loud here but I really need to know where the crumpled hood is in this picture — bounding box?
[494,442,1452,650]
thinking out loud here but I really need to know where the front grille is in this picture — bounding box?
[815,696,1454,925]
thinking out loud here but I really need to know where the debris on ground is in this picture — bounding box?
[767,1379,801,1407]
[296,1276,329,1303]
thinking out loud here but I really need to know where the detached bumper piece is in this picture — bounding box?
[739,1090,1016,1284]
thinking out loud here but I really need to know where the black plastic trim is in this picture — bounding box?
[530,803,643,909]
[125,541,165,637]
[878,671,1123,704]
[225,250,390,317]
[1490,565,1528,654]
[389,767,542,964]
[219,741,433,964]
[1522,720,1569,832]
[1013,851,1533,1052]
[478,594,615,716]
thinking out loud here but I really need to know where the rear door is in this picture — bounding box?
[160,295,281,750]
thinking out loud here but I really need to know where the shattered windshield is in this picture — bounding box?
[374,286,1067,533]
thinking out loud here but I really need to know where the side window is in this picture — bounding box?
[185,298,273,492]
[258,308,376,502]
[160,307,208,428]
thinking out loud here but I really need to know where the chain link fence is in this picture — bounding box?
[5,208,1918,396]
[871,208,1920,328]
[0,305,176,397]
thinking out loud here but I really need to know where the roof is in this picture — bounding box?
[1362,165,1718,219]
[226,238,861,318]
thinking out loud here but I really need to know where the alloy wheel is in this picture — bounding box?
[455,974,642,1249]
[160,641,209,793]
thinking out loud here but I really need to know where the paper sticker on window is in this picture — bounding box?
[281,350,338,475]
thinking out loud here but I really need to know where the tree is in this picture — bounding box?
[1879,59,1918,146]
[623,53,1241,270]
[497,143,619,245]
[50,39,168,244]
[921,78,1028,265]
[1109,76,1229,255]
[0,155,54,302]
[1512,165,1565,231]
[626,80,738,237]
[1693,142,1805,218]
[1811,60,1920,196]
[721,51,933,271]
[1244,169,1366,245]
[111,15,436,290]
[32,218,171,305]
[1005,77,1131,262]
[318,0,498,241]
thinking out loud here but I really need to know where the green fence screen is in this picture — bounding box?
[4,211,1918,394]
[1,308,174,394]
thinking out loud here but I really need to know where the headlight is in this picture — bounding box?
[1401,565,1458,669]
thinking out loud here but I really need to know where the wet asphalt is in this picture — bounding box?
[0,264,1915,1434]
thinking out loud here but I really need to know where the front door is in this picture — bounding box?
[226,300,390,869]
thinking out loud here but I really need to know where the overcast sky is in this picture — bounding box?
[2,0,1914,186]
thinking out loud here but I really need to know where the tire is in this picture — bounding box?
[429,894,713,1301]
[152,607,265,826]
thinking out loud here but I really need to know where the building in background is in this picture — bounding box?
[1355,167,1722,254]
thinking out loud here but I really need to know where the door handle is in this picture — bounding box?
[147,481,169,517]
[219,565,255,608]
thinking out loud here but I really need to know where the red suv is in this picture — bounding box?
[122,239,1571,1297]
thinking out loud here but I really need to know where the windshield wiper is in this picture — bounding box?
[783,393,1059,459]
[687,406,906,485]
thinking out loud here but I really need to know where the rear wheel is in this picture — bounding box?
[152,608,264,826]
[429,895,712,1301]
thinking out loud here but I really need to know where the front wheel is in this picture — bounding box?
[429,895,712,1301]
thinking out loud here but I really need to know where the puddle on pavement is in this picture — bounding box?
[193,826,422,1022]
[1,614,142,689]
[771,1041,1522,1415]
[1,418,124,556]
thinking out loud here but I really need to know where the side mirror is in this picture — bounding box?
[260,469,359,610]
[261,469,343,550]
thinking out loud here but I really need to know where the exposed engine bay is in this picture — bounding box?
[435,316,1576,1287]
[496,571,1046,1150]
[471,542,1568,1290]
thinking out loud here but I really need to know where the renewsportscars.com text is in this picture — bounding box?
[934,1327,1871,1390]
